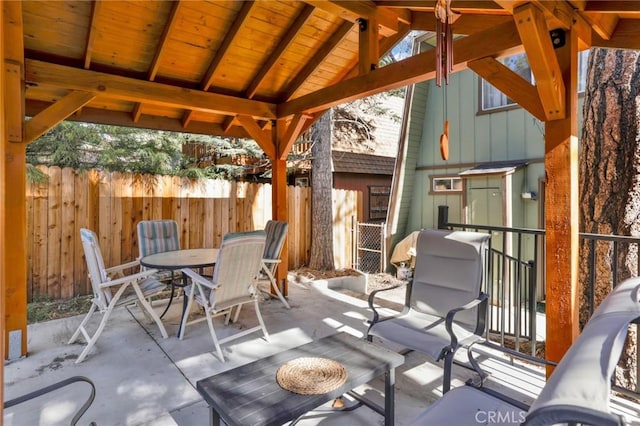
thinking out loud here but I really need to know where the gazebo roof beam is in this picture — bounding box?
[278,20,523,117]
[25,59,277,120]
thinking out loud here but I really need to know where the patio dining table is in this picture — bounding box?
[140,248,219,333]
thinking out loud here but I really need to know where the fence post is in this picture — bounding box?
[352,215,357,270]
[437,205,449,229]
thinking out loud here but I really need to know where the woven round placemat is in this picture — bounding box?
[276,357,348,395]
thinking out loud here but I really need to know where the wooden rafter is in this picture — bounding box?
[237,115,275,159]
[83,0,103,69]
[279,20,523,117]
[514,3,565,120]
[468,57,545,121]
[181,1,257,128]
[24,91,96,144]
[148,1,182,82]
[303,0,404,36]
[245,5,315,99]
[281,21,353,102]
[201,2,255,92]
[132,0,183,123]
[582,1,640,13]
[25,60,277,120]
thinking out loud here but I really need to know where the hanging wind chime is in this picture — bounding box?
[435,0,457,160]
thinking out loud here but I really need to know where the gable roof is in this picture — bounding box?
[332,151,395,175]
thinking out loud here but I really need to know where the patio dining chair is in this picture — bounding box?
[367,229,491,393]
[412,276,640,426]
[256,220,291,309]
[69,228,168,363]
[137,219,181,315]
[179,230,269,361]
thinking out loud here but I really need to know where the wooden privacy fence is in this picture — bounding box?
[26,166,359,301]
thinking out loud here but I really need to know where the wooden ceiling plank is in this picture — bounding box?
[200,1,256,92]
[514,3,565,120]
[282,21,354,101]
[26,59,277,120]
[148,0,183,82]
[245,4,315,99]
[24,90,96,143]
[83,0,103,69]
[359,17,379,75]
[237,114,276,159]
[278,20,523,117]
[591,19,640,49]
[469,57,545,121]
[277,114,309,159]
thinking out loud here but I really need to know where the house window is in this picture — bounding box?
[369,185,390,221]
[480,50,590,112]
[431,176,463,194]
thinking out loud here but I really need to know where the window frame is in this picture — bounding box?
[478,50,590,114]
[429,175,463,194]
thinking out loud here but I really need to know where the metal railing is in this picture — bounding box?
[436,202,640,399]
[442,221,545,358]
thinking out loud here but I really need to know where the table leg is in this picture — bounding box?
[159,271,176,319]
[177,271,189,337]
[209,407,221,426]
[385,367,395,426]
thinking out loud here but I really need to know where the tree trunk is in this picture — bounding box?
[579,48,640,389]
[309,109,335,270]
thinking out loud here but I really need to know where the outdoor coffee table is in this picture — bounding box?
[196,332,405,426]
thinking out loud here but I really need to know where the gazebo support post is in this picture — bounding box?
[543,26,580,375]
[3,0,28,361]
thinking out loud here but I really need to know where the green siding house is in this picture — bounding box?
[389,40,588,272]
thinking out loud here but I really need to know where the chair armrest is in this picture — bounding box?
[99,268,158,288]
[105,260,140,275]
[443,292,489,350]
[181,268,216,290]
[367,280,410,325]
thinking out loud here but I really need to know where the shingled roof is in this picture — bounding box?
[332,151,396,175]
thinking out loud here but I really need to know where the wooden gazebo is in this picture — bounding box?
[2,0,640,408]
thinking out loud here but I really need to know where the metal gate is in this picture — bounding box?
[353,219,386,273]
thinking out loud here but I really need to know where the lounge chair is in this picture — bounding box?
[412,276,640,426]
[368,229,491,393]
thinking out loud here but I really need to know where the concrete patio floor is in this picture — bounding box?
[4,279,640,426]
